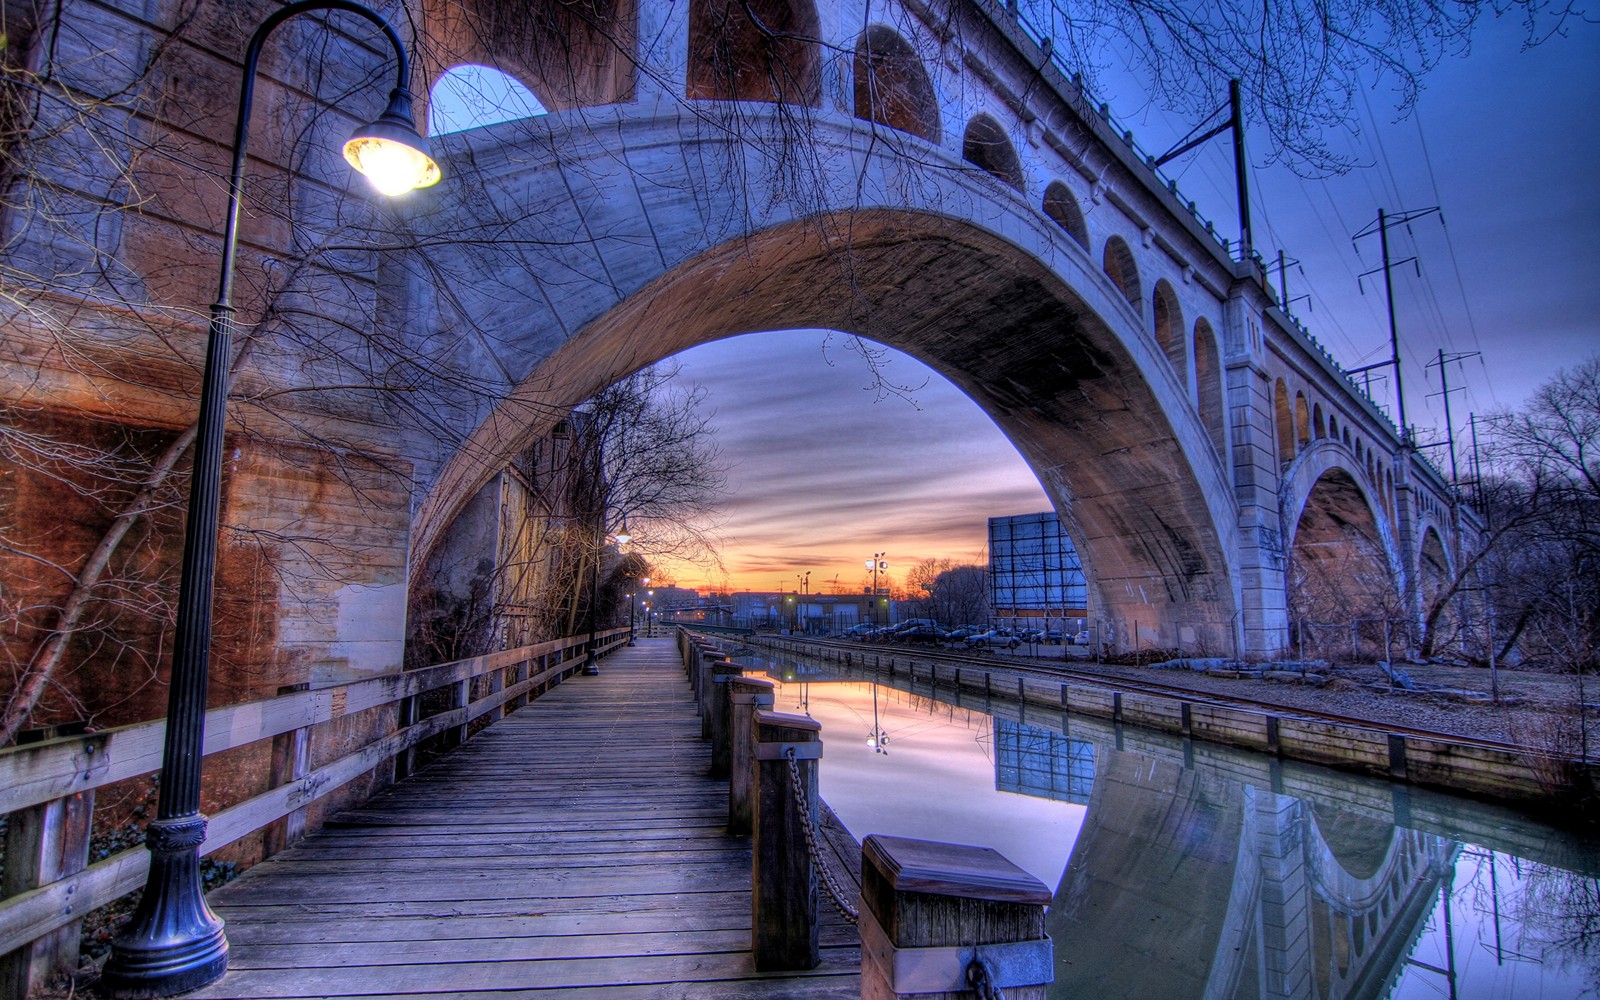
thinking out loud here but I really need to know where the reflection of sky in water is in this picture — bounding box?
[769,672,1084,892]
[753,655,1600,999]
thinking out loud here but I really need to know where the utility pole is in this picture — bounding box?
[1154,79,1251,263]
[1230,79,1251,262]
[1426,349,1480,490]
[1350,206,1440,442]
[1467,413,1485,508]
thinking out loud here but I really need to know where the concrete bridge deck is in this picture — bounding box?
[190,638,860,998]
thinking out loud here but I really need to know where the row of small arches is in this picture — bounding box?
[1275,379,1397,520]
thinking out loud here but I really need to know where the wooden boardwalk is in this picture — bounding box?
[191,638,861,998]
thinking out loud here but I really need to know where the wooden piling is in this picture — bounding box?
[728,676,776,833]
[707,660,743,778]
[752,710,823,971]
[860,834,1053,999]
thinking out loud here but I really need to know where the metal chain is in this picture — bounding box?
[784,748,859,925]
[967,957,1006,1000]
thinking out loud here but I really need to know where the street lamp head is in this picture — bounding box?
[344,87,440,196]
[614,518,632,547]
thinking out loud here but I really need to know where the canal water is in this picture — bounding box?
[741,652,1600,999]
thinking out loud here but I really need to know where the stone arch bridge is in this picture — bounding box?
[2,0,1469,692]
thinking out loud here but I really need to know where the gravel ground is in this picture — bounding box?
[1005,647,1596,754]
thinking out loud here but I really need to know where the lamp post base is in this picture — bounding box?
[101,818,228,998]
[582,657,600,676]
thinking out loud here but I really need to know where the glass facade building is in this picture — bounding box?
[987,511,1086,628]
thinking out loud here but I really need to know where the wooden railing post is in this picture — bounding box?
[752,710,822,971]
[264,683,312,857]
[395,692,420,781]
[859,834,1053,999]
[727,677,774,834]
[697,650,721,737]
[1,789,93,995]
[451,678,471,747]
[707,660,744,778]
[485,664,506,725]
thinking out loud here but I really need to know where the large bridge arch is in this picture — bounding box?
[402,113,1245,653]
[1281,442,1405,625]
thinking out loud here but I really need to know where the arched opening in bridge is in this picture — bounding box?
[410,213,1244,658]
[1193,319,1224,459]
[1295,392,1311,448]
[688,0,822,105]
[962,115,1025,191]
[1152,280,1185,386]
[853,26,940,142]
[1043,181,1090,250]
[428,64,547,135]
[1287,468,1399,654]
[1418,526,1454,643]
[417,0,635,112]
[1274,379,1294,466]
[1102,236,1141,308]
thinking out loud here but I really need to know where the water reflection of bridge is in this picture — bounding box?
[1024,732,1455,1000]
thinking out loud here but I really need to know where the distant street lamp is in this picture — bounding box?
[865,552,886,625]
[101,3,439,996]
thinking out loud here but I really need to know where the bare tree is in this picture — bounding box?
[931,564,988,628]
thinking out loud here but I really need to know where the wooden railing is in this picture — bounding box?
[0,628,628,990]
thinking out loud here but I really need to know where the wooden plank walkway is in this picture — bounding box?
[191,637,861,998]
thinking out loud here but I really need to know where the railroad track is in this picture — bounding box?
[734,633,1541,760]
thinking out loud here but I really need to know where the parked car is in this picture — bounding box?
[944,625,984,643]
[966,629,1020,650]
[1072,630,1090,645]
[895,625,949,645]
[1043,629,1065,644]
[843,623,878,640]
[1017,628,1046,644]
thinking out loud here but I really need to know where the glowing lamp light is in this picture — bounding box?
[343,90,440,196]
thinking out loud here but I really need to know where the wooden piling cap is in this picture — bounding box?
[862,835,1051,905]
[754,709,822,734]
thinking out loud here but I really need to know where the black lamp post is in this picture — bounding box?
[101,4,437,996]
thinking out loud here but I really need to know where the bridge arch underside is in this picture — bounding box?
[1285,465,1401,630]
[421,211,1242,655]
